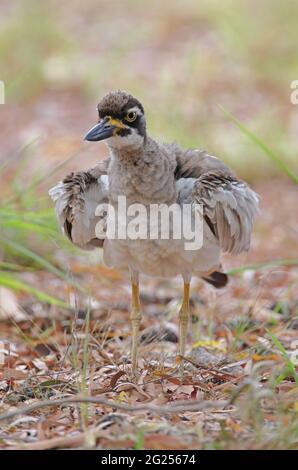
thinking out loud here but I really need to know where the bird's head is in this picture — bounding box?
[84,90,146,149]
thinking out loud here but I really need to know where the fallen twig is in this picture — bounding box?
[0,395,230,422]
[181,355,239,381]
[13,429,109,450]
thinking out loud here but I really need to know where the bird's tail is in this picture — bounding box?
[202,270,228,288]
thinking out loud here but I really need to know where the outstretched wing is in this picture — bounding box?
[193,171,259,254]
[49,161,109,250]
[175,149,259,254]
[174,147,233,179]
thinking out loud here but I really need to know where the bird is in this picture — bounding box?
[49,90,259,375]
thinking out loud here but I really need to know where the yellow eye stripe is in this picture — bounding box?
[107,117,127,129]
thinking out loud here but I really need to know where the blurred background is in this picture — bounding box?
[1,0,298,176]
[0,0,297,450]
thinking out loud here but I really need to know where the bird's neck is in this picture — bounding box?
[107,136,177,205]
[107,133,146,160]
[108,142,145,164]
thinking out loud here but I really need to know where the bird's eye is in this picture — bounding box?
[126,111,137,122]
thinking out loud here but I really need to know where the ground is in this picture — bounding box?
[0,0,297,450]
[0,178,297,450]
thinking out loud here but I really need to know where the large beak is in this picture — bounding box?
[84,116,125,142]
[84,117,114,142]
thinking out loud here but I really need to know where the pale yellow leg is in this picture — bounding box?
[179,282,190,374]
[130,280,142,375]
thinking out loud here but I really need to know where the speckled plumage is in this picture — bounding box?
[49,162,109,249]
[49,90,259,373]
[97,90,144,118]
[49,91,259,280]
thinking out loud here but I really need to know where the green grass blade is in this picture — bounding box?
[2,220,58,237]
[0,272,68,308]
[227,259,298,275]
[0,235,84,293]
[0,139,39,174]
[266,330,298,385]
[219,105,298,184]
[21,148,83,197]
[0,261,36,272]
[81,306,91,427]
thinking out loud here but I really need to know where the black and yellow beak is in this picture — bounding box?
[84,116,126,142]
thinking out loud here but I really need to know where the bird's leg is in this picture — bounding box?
[130,271,142,376]
[179,281,190,375]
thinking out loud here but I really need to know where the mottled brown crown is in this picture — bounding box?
[97,90,144,118]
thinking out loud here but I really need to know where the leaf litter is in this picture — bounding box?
[0,180,297,449]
